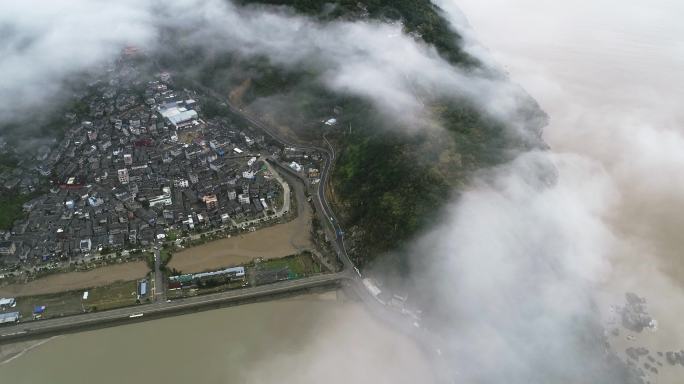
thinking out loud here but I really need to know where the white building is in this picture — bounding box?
[0,312,19,324]
[117,168,129,184]
[289,162,302,172]
[173,178,189,188]
[157,102,198,128]
[149,187,172,207]
[88,196,104,207]
[183,214,195,229]
[0,298,16,308]
[238,193,250,204]
[227,189,237,200]
[80,238,92,252]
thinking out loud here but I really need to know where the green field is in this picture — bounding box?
[8,279,143,322]
[0,193,30,230]
[167,252,323,298]
[256,252,322,278]
[84,280,142,311]
[167,279,247,299]
[13,290,83,320]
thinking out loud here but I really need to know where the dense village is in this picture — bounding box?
[0,54,420,339]
[0,57,323,271]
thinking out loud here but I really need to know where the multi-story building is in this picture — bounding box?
[0,241,16,256]
[117,168,129,184]
[202,194,219,210]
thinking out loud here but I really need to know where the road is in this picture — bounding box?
[232,159,292,229]
[0,79,415,346]
[195,83,357,274]
[0,272,348,341]
[204,89,451,368]
[152,248,164,301]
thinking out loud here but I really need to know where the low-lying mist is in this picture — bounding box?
[1,0,540,141]
[4,0,675,382]
[404,151,634,382]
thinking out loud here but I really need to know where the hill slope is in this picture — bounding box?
[160,0,547,271]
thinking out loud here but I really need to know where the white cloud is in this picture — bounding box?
[0,0,155,122]
[1,1,654,382]
[1,0,541,142]
[408,151,627,382]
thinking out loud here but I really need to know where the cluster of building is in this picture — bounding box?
[0,59,291,267]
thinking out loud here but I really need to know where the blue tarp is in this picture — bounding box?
[33,305,46,314]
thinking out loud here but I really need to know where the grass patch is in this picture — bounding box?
[256,252,322,278]
[0,193,29,230]
[166,229,181,242]
[146,248,173,271]
[14,291,83,320]
[84,280,141,311]
[10,280,142,322]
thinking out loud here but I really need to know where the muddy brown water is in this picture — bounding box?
[0,262,149,297]
[0,292,433,384]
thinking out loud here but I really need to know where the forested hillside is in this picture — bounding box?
[160,0,547,271]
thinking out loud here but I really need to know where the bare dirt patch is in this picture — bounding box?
[0,262,149,297]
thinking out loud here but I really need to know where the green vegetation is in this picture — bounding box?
[0,192,29,230]
[157,0,545,272]
[12,280,141,321]
[159,248,173,266]
[327,96,522,268]
[145,248,173,271]
[0,154,18,174]
[0,183,49,231]
[84,280,141,311]
[240,0,471,65]
[256,252,322,277]
[14,290,83,321]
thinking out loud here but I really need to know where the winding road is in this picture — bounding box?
[0,81,398,344]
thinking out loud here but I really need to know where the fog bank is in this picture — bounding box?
[0,0,541,141]
[439,0,684,382]
[4,0,679,382]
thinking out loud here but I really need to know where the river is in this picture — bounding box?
[2,1,682,382]
[0,291,433,383]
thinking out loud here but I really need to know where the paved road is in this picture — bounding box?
[233,159,291,229]
[0,272,348,341]
[153,248,165,301]
[0,80,403,344]
[199,86,357,274]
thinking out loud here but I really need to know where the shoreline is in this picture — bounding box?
[0,272,346,344]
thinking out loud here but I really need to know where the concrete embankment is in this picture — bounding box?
[0,273,347,344]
